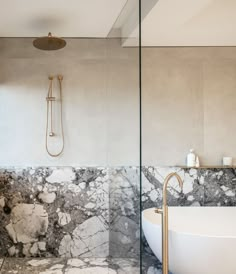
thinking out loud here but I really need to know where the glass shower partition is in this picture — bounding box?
[0,1,142,273]
[106,0,142,272]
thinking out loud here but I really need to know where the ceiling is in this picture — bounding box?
[1,0,236,46]
[0,0,127,37]
[140,0,236,46]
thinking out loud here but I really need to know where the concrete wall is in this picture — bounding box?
[0,38,139,166]
[1,41,236,167]
[142,47,236,166]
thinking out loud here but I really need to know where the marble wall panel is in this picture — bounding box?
[1,165,235,273]
[0,167,109,258]
[109,167,140,258]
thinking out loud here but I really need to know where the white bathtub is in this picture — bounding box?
[142,207,236,274]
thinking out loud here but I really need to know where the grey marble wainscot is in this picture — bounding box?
[0,167,109,258]
[109,167,141,259]
[1,166,235,274]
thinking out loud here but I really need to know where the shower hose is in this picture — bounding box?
[46,75,64,157]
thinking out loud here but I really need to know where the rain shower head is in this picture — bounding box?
[33,32,66,51]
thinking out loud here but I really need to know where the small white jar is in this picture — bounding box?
[223,157,233,167]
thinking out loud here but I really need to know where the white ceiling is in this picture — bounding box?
[141,0,236,46]
[0,0,127,37]
[1,0,236,46]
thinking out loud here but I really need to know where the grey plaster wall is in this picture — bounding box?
[142,47,236,166]
[1,41,236,167]
[0,38,139,167]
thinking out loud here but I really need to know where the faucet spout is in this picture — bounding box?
[163,172,183,206]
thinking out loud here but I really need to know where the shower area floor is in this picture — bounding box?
[0,257,139,274]
[0,256,160,274]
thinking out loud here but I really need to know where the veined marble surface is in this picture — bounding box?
[0,167,109,258]
[109,167,140,258]
[142,166,236,208]
[0,257,144,274]
[0,165,235,274]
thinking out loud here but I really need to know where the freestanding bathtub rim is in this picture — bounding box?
[142,207,236,239]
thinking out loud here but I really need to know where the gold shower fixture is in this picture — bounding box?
[33,32,66,51]
[46,75,64,157]
[155,173,183,274]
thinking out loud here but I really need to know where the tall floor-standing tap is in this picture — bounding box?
[155,173,183,274]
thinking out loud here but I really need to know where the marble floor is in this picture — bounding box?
[0,257,161,274]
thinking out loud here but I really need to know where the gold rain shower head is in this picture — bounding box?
[33,32,66,51]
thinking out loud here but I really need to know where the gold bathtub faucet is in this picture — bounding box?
[155,173,183,274]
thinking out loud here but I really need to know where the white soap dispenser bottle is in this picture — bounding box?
[187,149,196,167]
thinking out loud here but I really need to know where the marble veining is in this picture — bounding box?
[1,166,236,273]
[0,257,145,274]
[109,167,140,258]
[142,166,236,208]
[0,167,109,258]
